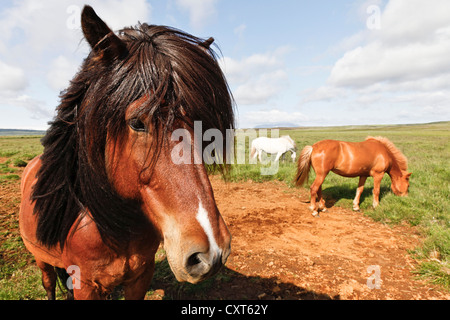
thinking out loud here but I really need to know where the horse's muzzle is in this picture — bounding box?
[183,244,231,284]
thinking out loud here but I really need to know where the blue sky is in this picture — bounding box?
[1,0,449,129]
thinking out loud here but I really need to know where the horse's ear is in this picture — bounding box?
[406,172,412,180]
[200,37,214,50]
[81,5,127,60]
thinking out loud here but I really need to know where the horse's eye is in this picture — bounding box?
[128,118,146,132]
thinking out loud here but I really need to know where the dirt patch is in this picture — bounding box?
[206,175,449,300]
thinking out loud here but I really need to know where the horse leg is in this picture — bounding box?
[317,185,326,213]
[372,173,384,208]
[274,152,282,162]
[124,262,155,300]
[310,173,327,217]
[353,176,367,211]
[251,148,258,161]
[36,260,57,300]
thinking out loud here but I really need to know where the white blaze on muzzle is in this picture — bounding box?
[196,199,221,259]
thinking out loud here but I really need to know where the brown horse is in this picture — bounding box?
[295,136,411,217]
[19,6,234,299]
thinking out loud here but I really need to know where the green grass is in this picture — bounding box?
[0,135,45,299]
[0,266,47,300]
[224,122,450,289]
[0,136,43,163]
[0,136,43,185]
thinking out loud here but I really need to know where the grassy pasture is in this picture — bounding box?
[0,136,45,299]
[0,122,448,299]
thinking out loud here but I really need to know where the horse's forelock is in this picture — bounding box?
[112,24,234,131]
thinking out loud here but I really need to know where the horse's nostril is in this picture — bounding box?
[186,252,202,267]
[184,249,224,283]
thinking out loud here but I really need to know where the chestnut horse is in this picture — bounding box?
[20,6,234,299]
[295,136,411,217]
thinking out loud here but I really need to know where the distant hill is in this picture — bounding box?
[254,122,299,129]
[0,129,46,136]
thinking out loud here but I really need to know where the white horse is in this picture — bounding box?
[250,135,297,163]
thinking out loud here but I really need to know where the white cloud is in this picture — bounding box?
[300,86,345,104]
[301,0,450,124]
[328,35,450,88]
[243,109,308,127]
[221,52,283,82]
[233,70,288,105]
[234,24,247,38]
[0,94,53,120]
[0,0,152,66]
[0,0,152,126]
[220,47,291,106]
[87,0,152,31]
[328,0,450,89]
[1,1,81,56]
[0,61,28,93]
[47,56,79,92]
[378,0,450,45]
[176,0,218,30]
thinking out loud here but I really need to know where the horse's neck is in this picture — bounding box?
[387,157,403,179]
[279,138,292,148]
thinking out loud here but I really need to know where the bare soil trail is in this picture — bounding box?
[205,176,449,300]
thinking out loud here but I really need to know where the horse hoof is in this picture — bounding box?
[312,211,320,217]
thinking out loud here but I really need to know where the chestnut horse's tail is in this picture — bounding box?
[294,145,313,187]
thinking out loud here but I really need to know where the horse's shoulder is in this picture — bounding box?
[21,155,42,195]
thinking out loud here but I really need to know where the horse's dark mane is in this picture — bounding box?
[32,23,235,249]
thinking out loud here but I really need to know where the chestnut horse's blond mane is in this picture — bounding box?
[366,136,408,172]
